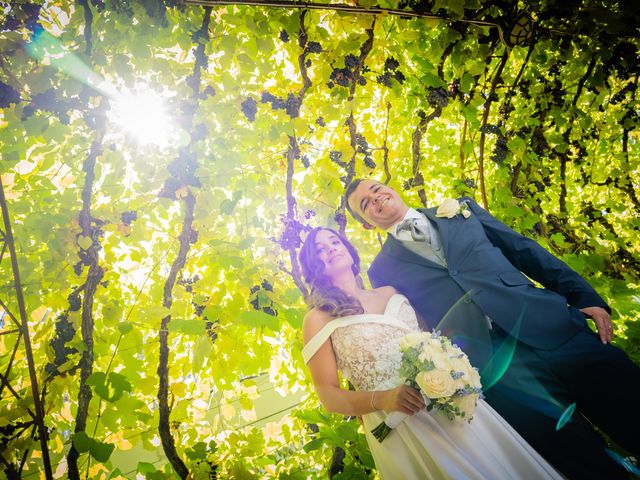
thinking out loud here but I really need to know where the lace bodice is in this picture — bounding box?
[303,294,421,392]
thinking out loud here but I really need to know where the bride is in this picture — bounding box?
[299,227,563,479]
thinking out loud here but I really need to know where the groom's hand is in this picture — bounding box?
[580,306,614,344]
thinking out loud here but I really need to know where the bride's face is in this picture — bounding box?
[314,229,353,279]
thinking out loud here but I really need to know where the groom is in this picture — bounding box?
[346,178,640,479]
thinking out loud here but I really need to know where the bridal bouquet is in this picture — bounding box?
[371,331,482,442]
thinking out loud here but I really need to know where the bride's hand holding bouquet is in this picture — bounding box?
[372,331,482,442]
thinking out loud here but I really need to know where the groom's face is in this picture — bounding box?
[347,180,408,230]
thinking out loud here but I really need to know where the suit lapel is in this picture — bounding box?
[382,233,447,270]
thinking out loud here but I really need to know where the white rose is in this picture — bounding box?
[436,199,461,218]
[415,370,457,399]
[451,393,479,420]
[420,349,450,370]
[399,332,425,351]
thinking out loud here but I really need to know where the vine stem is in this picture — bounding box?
[155,6,213,478]
[478,48,509,210]
[338,19,375,237]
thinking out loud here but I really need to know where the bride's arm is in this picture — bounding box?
[303,309,425,417]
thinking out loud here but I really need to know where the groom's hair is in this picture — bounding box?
[344,178,371,225]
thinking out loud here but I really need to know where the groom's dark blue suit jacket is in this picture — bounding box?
[368,197,609,350]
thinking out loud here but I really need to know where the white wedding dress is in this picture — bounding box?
[303,294,563,480]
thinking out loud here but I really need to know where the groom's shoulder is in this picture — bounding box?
[369,236,394,264]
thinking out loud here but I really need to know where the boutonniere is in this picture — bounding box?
[435,199,471,219]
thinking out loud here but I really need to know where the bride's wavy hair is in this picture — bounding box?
[299,227,365,318]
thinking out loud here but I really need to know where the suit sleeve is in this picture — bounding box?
[463,197,610,312]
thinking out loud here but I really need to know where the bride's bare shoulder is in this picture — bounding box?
[302,308,333,344]
[371,285,398,299]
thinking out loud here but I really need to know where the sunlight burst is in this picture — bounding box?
[109,87,174,146]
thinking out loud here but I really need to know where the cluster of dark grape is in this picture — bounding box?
[306,41,322,54]
[315,116,326,127]
[120,211,138,226]
[532,180,546,192]
[480,124,500,135]
[354,133,376,169]
[376,57,405,87]
[328,67,360,88]
[334,212,346,230]
[304,209,316,220]
[249,279,277,317]
[0,2,41,33]
[277,217,304,250]
[328,54,366,89]
[241,97,257,122]
[73,261,84,276]
[329,150,348,169]
[22,88,76,125]
[427,88,450,108]
[260,91,300,118]
[45,313,78,376]
[461,178,476,189]
[159,147,201,199]
[345,54,359,69]
[491,131,509,166]
[192,300,206,317]
[0,82,20,108]
[68,292,82,312]
[205,319,218,342]
[279,30,289,43]
[178,275,200,293]
[301,155,310,168]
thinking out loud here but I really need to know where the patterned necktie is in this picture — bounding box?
[396,218,429,243]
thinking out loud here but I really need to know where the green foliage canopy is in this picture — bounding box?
[0,0,638,477]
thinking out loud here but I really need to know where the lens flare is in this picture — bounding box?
[27,30,175,146]
[605,448,640,475]
[555,402,576,430]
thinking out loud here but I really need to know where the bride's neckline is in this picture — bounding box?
[338,292,405,321]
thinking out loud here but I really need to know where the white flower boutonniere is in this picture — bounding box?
[436,199,471,219]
